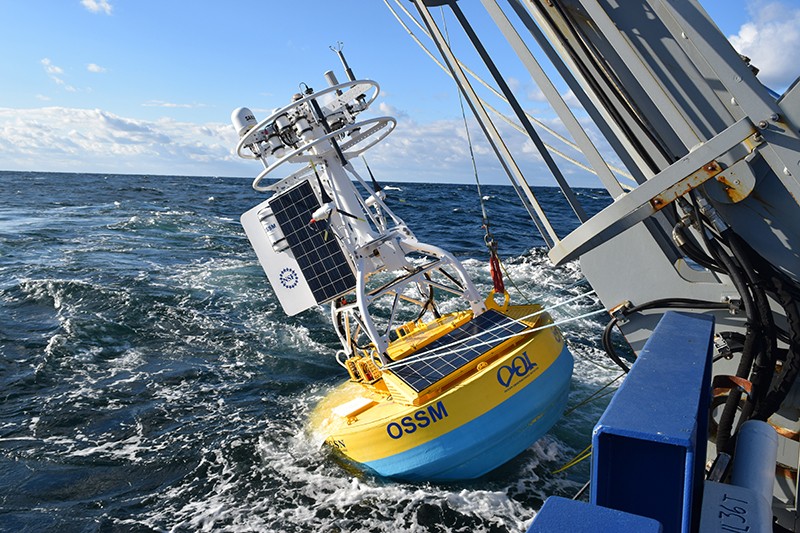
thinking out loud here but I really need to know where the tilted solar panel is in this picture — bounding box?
[391,309,528,392]
[269,181,357,305]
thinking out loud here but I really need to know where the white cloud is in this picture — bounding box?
[0,107,241,176]
[81,0,112,15]
[87,63,106,73]
[142,100,207,109]
[377,101,407,119]
[507,77,522,93]
[366,109,603,187]
[561,89,584,111]
[41,58,77,92]
[41,58,64,84]
[728,1,800,90]
[0,104,607,187]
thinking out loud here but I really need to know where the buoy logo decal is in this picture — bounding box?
[497,351,538,388]
[279,267,299,289]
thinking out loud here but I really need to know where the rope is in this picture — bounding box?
[384,290,598,370]
[563,373,624,417]
[552,444,592,474]
[384,305,606,371]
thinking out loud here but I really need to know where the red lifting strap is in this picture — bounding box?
[489,250,505,295]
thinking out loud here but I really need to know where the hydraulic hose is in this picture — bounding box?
[753,268,800,420]
[705,235,762,454]
[672,222,725,274]
[725,230,777,424]
[602,298,731,373]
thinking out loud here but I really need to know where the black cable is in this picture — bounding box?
[752,263,800,420]
[602,317,630,373]
[602,298,731,373]
[690,194,800,452]
[725,230,777,423]
[677,239,726,274]
[673,224,725,274]
[704,234,761,455]
[671,212,725,274]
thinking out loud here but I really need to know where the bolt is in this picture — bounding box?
[758,120,768,129]
[770,113,779,122]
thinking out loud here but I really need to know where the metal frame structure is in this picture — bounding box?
[234,75,485,368]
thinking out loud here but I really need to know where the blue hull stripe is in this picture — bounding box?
[365,345,574,481]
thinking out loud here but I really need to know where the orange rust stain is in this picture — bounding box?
[716,174,748,203]
[703,161,721,175]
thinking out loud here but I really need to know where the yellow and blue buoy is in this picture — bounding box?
[310,304,573,481]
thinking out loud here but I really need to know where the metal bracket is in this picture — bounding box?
[549,118,756,265]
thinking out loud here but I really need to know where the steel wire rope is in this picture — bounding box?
[443,7,514,300]
[384,289,597,367]
[562,372,624,417]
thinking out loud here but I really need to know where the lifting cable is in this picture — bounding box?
[443,9,505,296]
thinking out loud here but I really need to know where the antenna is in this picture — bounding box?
[330,41,356,82]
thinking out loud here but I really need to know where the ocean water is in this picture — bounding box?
[0,171,621,532]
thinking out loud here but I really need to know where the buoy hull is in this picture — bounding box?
[310,319,573,481]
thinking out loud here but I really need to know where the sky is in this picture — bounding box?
[1,0,799,187]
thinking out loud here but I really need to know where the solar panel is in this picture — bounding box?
[269,180,357,305]
[391,309,528,392]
